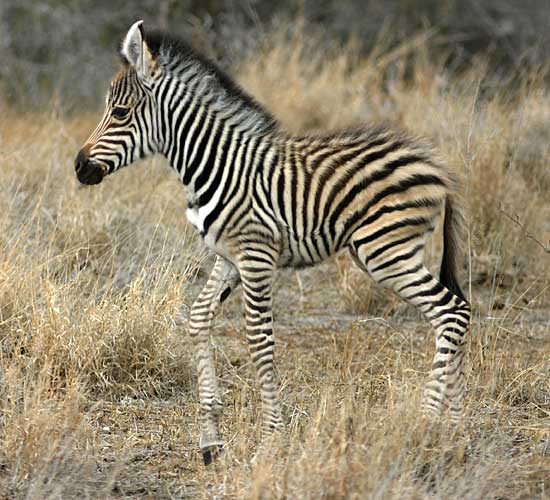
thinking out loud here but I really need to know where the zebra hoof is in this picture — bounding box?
[201,443,224,466]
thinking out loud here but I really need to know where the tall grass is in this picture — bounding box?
[0,27,548,499]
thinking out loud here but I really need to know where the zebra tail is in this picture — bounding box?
[439,193,467,303]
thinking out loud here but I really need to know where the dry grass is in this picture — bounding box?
[0,29,548,499]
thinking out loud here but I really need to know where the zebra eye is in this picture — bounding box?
[112,106,129,119]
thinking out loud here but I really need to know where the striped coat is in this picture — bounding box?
[75,21,471,465]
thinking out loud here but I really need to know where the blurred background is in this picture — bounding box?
[1,0,549,108]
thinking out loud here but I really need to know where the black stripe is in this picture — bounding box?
[353,217,430,247]
[193,118,224,194]
[174,98,200,177]
[378,263,423,284]
[321,142,406,224]
[184,107,211,181]
[244,300,270,314]
[204,130,242,235]
[213,135,255,238]
[247,316,273,327]
[435,316,469,329]
[277,153,289,227]
[420,290,455,311]
[405,281,445,300]
[247,333,273,346]
[196,123,228,207]
[397,273,434,293]
[364,232,422,261]
[311,141,402,235]
[289,146,298,234]
[333,170,442,249]
[370,243,424,274]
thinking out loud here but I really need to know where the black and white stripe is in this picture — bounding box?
[76,21,471,465]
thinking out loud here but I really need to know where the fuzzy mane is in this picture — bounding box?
[119,29,278,132]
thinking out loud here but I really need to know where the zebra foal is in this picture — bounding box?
[75,21,471,465]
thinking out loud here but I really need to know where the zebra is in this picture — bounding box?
[75,21,471,465]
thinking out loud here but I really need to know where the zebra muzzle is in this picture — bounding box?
[75,149,105,185]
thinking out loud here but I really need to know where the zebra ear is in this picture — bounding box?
[121,20,155,78]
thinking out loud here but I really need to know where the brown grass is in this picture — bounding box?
[0,29,548,499]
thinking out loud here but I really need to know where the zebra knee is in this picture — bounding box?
[219,286,232,303]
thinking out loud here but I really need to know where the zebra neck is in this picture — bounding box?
[168,107,232,208]
[163,101,272,209]
[157,62,279,210]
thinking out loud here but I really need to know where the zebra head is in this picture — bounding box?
[75,21,160,185]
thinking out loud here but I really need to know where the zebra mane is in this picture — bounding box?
[120,30,278,134]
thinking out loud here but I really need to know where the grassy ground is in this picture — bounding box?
[0,32,548,499]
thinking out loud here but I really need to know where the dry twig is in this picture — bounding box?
[499,204,550,255]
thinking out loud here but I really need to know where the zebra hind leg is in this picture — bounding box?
[349,242,471,420]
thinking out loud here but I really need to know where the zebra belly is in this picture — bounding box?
[204,233,234,262]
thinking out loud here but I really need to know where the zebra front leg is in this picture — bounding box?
[238,253,284,455]
[186,256,240,465]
